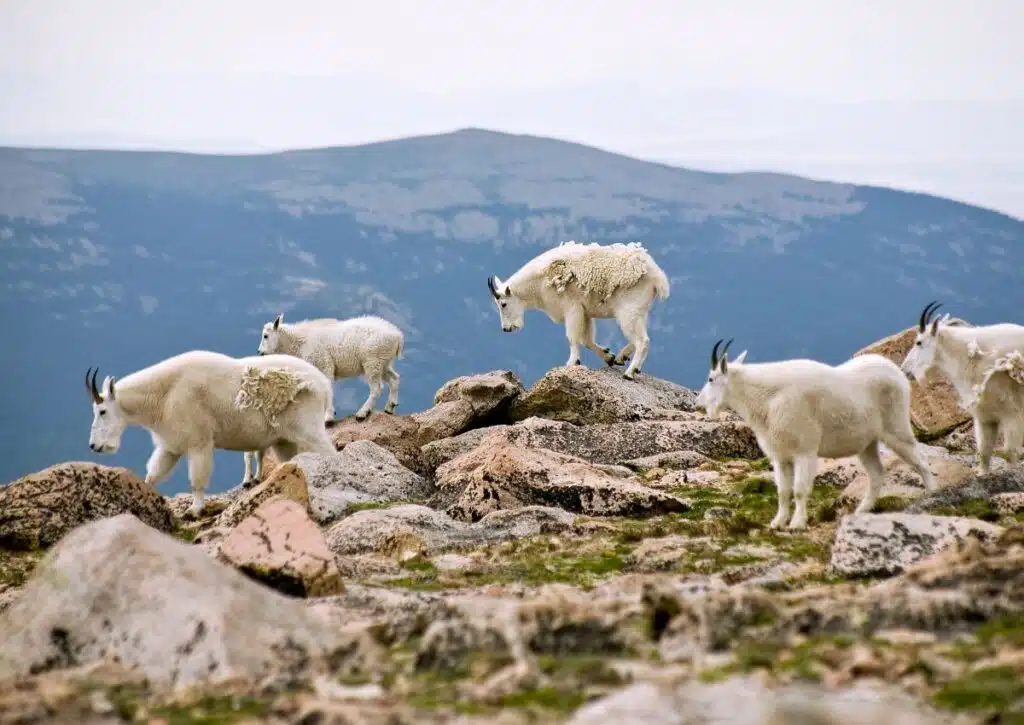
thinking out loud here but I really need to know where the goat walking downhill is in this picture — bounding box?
[900,301,1024,474]
[83,350,336,517]
[486,241,670,380]
[695,339,935,530]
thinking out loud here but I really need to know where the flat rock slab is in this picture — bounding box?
[0,461,174,550]
[218,498,344,598]
[0,513,345,686]
[829,512,1005,577]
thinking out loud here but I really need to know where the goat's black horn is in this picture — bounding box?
[486,276,500,299]
[711,339,724,368]
[721,338,734,360]
[919,300,940,331]
[89,367,102,402]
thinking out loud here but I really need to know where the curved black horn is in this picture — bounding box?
[486,275,500,299]
[711,339,724,368]
[918,300,940,331]
[721,338,734,361]
[88,367,102,403]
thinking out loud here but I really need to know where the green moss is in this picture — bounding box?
[975,613,1024,648]
[119,695,270,725]
[171,527,200,543]
[0,549,44,588]
[931,499,1000,522]
[872,496,910,513]
[739,476,775,495]
[933,666,1024,712]
[750,457,773,472]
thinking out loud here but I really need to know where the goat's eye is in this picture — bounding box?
[915,341,921,346]
[99,410,106,416]
[500,303,506,309]
[708,377,713,383]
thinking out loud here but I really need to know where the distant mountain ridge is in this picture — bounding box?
[1,128,1021,493]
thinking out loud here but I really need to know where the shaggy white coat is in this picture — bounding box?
[696,346,935,530]
[487,241,670,379]
[85,350,336,517]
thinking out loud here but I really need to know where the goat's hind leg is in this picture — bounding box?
[882,433,936,492]
[354,362,385,421]
[241,450,265,488]
[185,445,214,518]
[614,306,651,380]
[854,440,887,514]
[383,362,400,414]
[1000,419,1022,466]
[580,317,616,366]
[974,416,999,475]
[769,458,794,529]
[788,455,818,530]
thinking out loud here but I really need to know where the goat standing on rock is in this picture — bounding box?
[695,339,935,530]
[900,301,1024,474]
[486,241,670,380]
[83,351,337,517]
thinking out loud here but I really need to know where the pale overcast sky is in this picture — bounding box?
[2,0,1022,218]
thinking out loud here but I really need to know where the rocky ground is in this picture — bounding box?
[1,328,1023,725]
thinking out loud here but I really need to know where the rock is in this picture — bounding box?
[432,443,690,522]
[290,442,433,524]
[0,513,350,685]
[330,412,429,476]
[509,366,696,425]
[325,504,576,557]
[993,492,1024,515]
[904,466,1024,515]
[215,461,310,529]
[410,400,476,445]
[854,322,973,437]
[828,512,1005,577]
[0,462,175,550]
[424,417,762,472]
[218,498,344,597]
[620,450,715,474]
[433,369,525,418]
[837,444,977,508]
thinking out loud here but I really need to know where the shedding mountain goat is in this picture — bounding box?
[695,339,935,530]
[486,241,670,380]
[900,301,1024,474]
[83,350,336,517]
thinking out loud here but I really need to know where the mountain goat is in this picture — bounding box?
[486,241,670,380]
[695,339,935,530]
[900,301,1024,474]
[84,350,337,517]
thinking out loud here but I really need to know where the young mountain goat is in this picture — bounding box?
[695,339,935,530]
[84,350,336,517]
[486,241,670,380]
[900,301,1024,474]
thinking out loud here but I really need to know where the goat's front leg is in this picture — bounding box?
[563,306,587,367]
[185,445,214,518]
[241,450,264,488]
[145,444,181,487]
[769,458,794,529]
[788,455,818,530]
[1001,420,1022,465]
[355,363,385,421]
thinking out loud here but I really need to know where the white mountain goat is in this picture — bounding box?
[486,241,670,380]
[695,339,935,530]
[900,301,1024,474]
[84,350,337,517]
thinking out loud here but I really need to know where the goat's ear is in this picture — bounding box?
[503,284,511,296]
[273,313,282,330]
[719,356,728,374]
[930,317,941,335]
[103,376,116,400]
[733,350,748,365]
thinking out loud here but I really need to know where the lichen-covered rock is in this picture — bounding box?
[433,369,525,418]
[410,400,476,445]
[291,442,433,524]
[0,514,350,685]
[828,512,1005,577]
[215,461,310,529]
[325,504,576,558]
[509,366,696,425]
[330,412,428,476]
[904,466,1024,515]
[620,450,715,474]
[0,462,175,550]
[218,498,344,597]
[432,443,690,522]
[836,444,977,508]
[420,426,505,472]
[854,322,973,436]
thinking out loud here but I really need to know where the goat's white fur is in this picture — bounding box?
[84,350,336,517]
[245,313,404,486]
[695,341,935,530]
[487,241,670,379]
[900,302,1024,474]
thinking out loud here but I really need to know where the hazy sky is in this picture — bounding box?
[2,0,1022,217]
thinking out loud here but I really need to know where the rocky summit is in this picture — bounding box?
[0,359,1022,725]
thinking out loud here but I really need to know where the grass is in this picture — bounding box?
[930,499,1001,522]
[933,666,1024,713]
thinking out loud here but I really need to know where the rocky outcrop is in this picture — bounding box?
[905,466,1024,515]
[509,366,696,425]
[833,444,979,508]
[854,322,973,436]
[416,369,526,442]
[218,498,344,597]
[828,512,1005,577]
[216,460,310,529]
[0,514,357,686]
[0,462,174,550]
[330,412,430,476]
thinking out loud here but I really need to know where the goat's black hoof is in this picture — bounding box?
[573,360,582,365]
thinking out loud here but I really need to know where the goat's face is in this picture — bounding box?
[487,276,524,332]
[85,369,125,453]
[258,314,284,355]
[900,301,943,382]
[695,339,745,419]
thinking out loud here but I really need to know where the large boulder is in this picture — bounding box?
[431,443,690,522]
[0,462,175,550]
[216,460,311,529]
[509,366,696,425]
[905,466,1024,515]
[854,322,973,436]
[432,369,525,419]
[290,442,433,525]
[218,498,344,597]
[0,514,351,685]
[330,412,429,476]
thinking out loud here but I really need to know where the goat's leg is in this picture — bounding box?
[241,451,256,487]
[271,441,299,463]
[1000,419,1022,465]
[854,441,887,513]
[354,363,385,421]
[185,445,214,518]
[613,342,635,367]
[974,417,999,475]
[383,362,401,414]
[580,317,617,366]
[563,306,588,367]
[145,444,180,487]
[882,433,936,491]
[615,307,651,380]
[769,458,794,529]
[788,455,818,530]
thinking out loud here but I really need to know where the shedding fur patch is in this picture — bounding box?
[968,350,1024,412]
[234,366,311,428]
[542,242,650,302]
